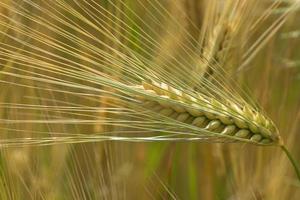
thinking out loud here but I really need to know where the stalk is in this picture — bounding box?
[281,145,300,182]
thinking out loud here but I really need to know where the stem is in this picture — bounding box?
[281,145,300,182]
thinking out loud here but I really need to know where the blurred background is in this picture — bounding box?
[0,0,299,199]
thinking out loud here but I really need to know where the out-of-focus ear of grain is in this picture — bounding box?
[0,0,9,33]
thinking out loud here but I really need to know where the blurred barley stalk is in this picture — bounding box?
[0,0,299,199]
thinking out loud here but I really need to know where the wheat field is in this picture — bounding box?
[0,0,300,199]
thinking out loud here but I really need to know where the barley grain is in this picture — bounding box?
[135,80,280,145]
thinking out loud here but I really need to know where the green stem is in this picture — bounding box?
[281,145,300,182]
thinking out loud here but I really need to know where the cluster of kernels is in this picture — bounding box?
[205,23,232,64]
[138,81,278,144]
